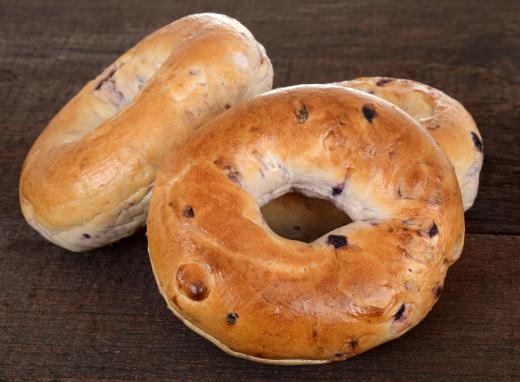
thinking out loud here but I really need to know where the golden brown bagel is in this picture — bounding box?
[263,77,482,242]
[147,85,465,364]
[19,13,273,251]
[344,77,483,210]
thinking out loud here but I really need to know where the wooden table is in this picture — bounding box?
[1,1,518,380]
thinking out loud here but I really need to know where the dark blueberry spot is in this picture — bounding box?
[225,103,231,109]
[362,104,377,123]
[394,304,406,321]
[293,226,301,231]
[332,183,345,196]
[327,235,348,249]
[433,283,443,299]
[471,132,483,152]
[295,103,308,123]
[376,78,394,87]
[183,205,194,218]
[428,222,439,238]
[226,312,239,325]
[82,233,91,239]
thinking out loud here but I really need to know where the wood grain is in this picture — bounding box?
[0,0,518,380]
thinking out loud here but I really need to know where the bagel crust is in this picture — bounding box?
[262,77,482,243]
[342,77,483,211]
[19,13,273,251]
[147,85,465,364]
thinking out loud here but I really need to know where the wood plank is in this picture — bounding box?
[1,230,518,380]
[0,0,518,380]
[1,0,518,234]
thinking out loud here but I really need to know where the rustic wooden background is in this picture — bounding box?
[1,0,519,380]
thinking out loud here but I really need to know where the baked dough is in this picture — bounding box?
[263,77,482,242]
[147,85,465,364]
[343,77,483,210]
[19,13,273,251]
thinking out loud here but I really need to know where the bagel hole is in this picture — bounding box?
[260,192,352,243]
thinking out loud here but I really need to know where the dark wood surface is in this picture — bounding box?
[1,1,519,380]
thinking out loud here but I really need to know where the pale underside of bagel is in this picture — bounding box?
[147,85,465,363]
[19,13,273,251]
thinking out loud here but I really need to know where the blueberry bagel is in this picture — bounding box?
[19,13,273,251]
[264,77,482,242]
[343,77,483,210]
[147,85,465,364]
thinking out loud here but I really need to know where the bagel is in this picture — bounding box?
[262,77,482,242]
[19,13,273,251]
[343,77,483,210]
[147,85,465,364]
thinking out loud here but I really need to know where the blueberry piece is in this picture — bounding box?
[226,312,239,325]
[183,205,194,218]
[471,132,483,152]
[433,283,443,299]
[327,235,348,249]
[376,78,393,86]
[362,104,377,123]
[428,222,439,238]
[332,183,345,196]
[394,304,406,320]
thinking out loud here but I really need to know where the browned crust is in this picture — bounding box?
[262,77,482,245]
[340,77,483,210]
[147,85,465,363]
[19,13,273,251]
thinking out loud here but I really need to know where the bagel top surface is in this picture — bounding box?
[341,77,483,210]
[19,13,273,251]
[147,85,465,364]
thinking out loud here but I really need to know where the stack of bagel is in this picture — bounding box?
[19,13,483,364]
